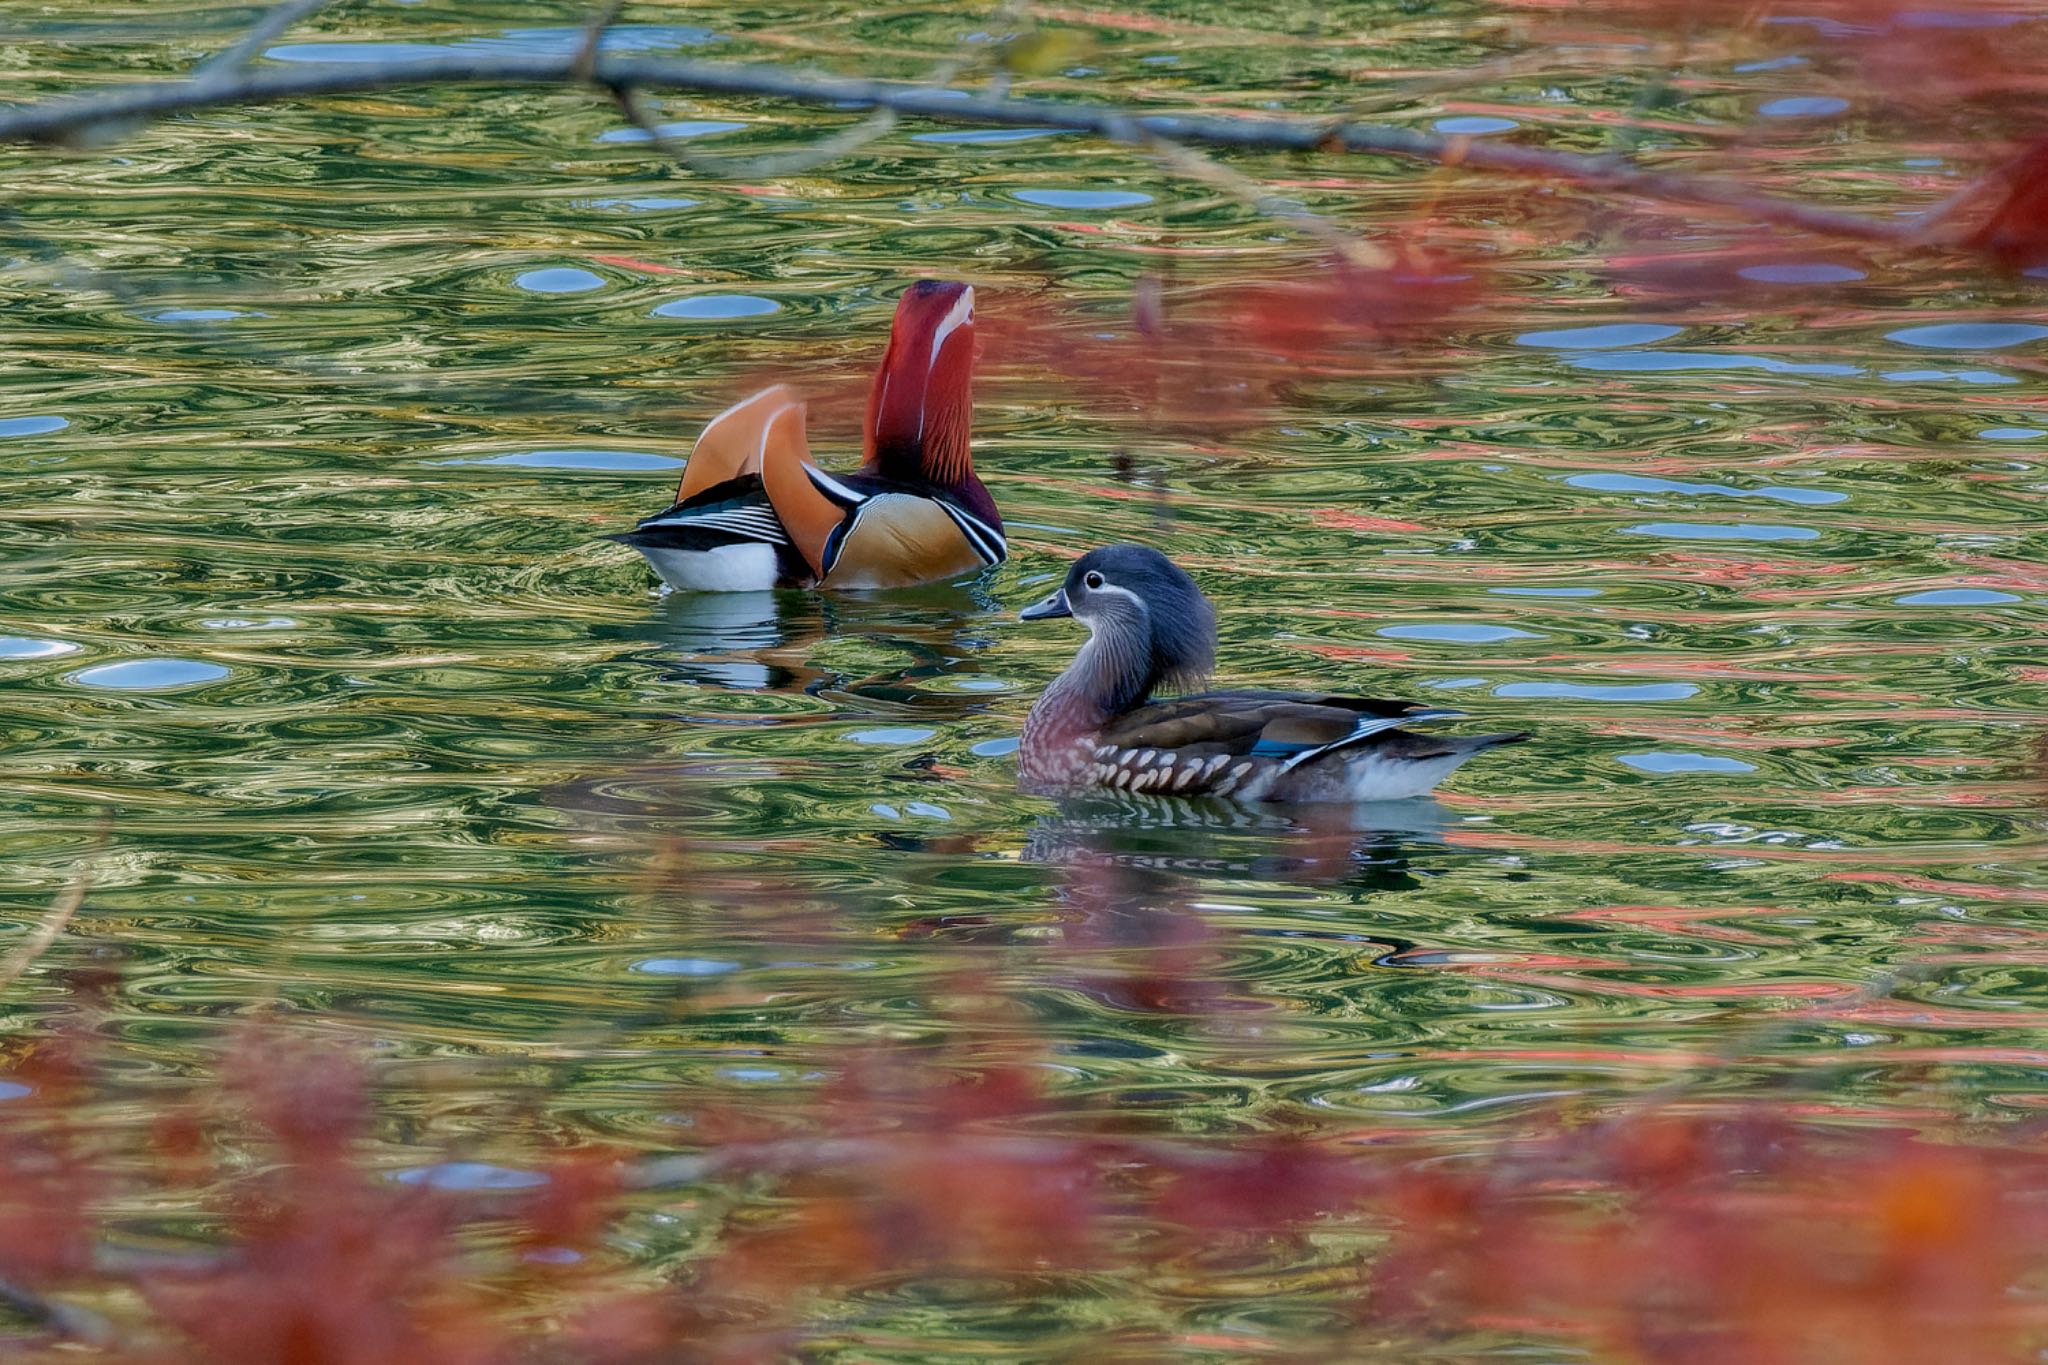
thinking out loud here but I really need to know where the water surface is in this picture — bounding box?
[0,0,2044,1354]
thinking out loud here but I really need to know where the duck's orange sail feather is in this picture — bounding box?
[753,401,848,582]
[674,383,805,502]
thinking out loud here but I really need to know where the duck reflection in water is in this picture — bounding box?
[633,579,1005,706]
[1021,788,1448,897]
[978,798,1438,1018]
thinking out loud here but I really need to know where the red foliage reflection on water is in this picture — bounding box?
[3,954,2047,1361]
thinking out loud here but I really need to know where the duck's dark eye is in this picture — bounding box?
[1083,571,1105,590]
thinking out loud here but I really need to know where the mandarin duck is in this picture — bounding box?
[1017,545,1528,801]
[613,281,1003,592]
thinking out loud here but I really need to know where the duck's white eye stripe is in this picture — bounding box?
[924,286,975,379]
[1087,582,1142,610]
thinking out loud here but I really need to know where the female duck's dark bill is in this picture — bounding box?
[1019,588,1071,621]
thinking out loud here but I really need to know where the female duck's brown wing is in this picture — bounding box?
[1098,692,1435,756]
[1085,692,1472,797]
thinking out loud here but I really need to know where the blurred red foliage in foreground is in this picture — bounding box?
[3,1000,2046,1362]
[1509,0,2048,131]
[724,245,1494,452]
[713,120,2048,451]
[1961,137,2048,268]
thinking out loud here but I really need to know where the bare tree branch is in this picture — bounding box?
[0,864,90,995]
[193,0,338,84]
[1140,130,1397,270]
[0,1274,117,1348]
[570,1,623,85]
[0,52,1939,245]
[670,0,1033,180]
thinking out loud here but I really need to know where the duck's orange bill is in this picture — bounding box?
[863,281,975,486]
[676,383,805,502]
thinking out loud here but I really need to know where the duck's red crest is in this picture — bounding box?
[863,281,975,486]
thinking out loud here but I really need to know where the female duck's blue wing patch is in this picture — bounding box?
[1267,708,1468,771]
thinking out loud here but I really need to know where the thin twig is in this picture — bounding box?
[570,1,623,85]
[685,107,900,178]
[0,1273,116,1347]
[669,0,1034,180]
[0,53,1939,245]
[1141,132,1396,270]
[1098,99,1399,269]
[577,1,708,169]
[601,81,692,163]
[193,0,337,84]
[0,866,90,995]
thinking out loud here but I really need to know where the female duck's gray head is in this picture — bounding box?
[1020,544,1215,713]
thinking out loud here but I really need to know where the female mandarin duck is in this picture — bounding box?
[614,281,1003,591]
[1018,545,1527,802]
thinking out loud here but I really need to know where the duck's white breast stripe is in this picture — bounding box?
[938,502,1006,565]
[804,464,868,507]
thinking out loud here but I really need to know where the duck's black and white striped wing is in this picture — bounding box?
[613,475,793,552]
[607,473,816,591]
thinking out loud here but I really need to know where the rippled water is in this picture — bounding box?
[1,0,2046,1351]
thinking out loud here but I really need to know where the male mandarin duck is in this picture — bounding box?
[1017,545,1528,801]
[613,281,1003,592]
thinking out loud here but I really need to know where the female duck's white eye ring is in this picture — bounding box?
[1083,571,1105,590]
